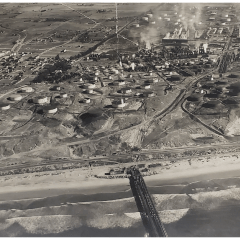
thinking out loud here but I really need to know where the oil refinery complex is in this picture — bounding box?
[1,3,240,237]
[0,3,240,184]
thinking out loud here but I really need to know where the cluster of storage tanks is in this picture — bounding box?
[0,86,35,110]
[0,85,70,114]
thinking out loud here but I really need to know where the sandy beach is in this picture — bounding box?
[1,153,240,201]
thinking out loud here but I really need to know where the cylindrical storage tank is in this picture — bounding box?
[60,93,68,98]
[86,89,94,94]
[95,72,99,76]
[202,100,220,109]
[21,86,33,93]
[83,98,91,103]
[225,14,228,17]
[94,77,98,81]
[129,74,133,78]
[133,23,140,27]
[214,81,228,86]
[34,96,48,104]
[143,84,151,89]
[228,74,239,78]
[79,78,83,82]
[167,75,181,81]
[108,76,112,80]
[0,103,10,110]
[9,94,22,101]
[227,18,231,22]
[204,93,220,99]
[53,86,61,91]
[222,98,238,105]
[114,80,126,86]
[142,17,149,21]
[112,99,126,108]
[143,91,155,97]
[43,105,58,114]
[147,13,153,18]
[121,88,132,94]
[149,78,158,83]
[84,83,96,89]
[186,94,201,102]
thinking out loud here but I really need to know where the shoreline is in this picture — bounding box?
[1,155,240,201]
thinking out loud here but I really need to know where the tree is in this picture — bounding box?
[55,54,60,60]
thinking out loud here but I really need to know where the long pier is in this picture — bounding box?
[128,167,168,237]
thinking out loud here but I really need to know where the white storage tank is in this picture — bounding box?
[133,23,140,27]
[142,17,149,21]
[84,83,96,89]
[9,94,22,101]
[21,86,33,93]
[114,80,126,86]
[86,89,94,94]
[43,105,58,114]
[147,13,153,18]
[0,103,10,110]
[53,86,61,91]
[60,93,68,98]
[34,96,48,104]
[149,78,159,83]
[112,98,126,108]
[83,98,91,103]
[143,91,155,97]
[121,88,132,94]
[143,84,151,89]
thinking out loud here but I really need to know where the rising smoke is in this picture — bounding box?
[136,3,204,47]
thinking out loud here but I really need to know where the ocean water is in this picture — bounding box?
[1,177,240,237]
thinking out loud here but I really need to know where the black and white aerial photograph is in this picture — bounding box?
[1,0,240,237]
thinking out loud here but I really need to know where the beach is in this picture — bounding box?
[1,152,240,201]
[1,153,240,237]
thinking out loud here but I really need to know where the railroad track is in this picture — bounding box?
[0,156,118,173]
